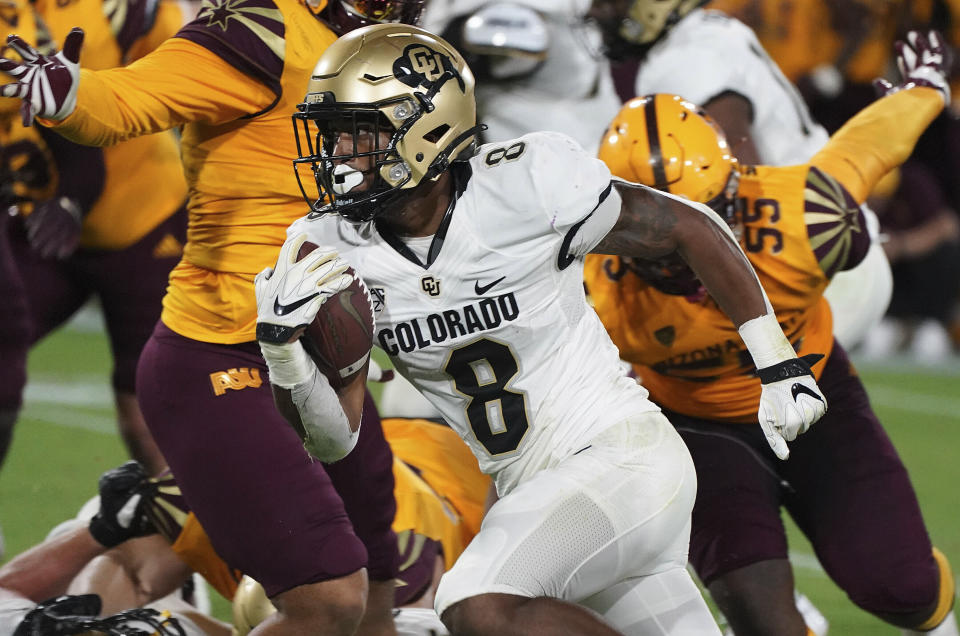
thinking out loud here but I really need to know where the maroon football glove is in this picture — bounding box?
[874,30,951,105]
[25,196,83,260]
[0,28,84,126]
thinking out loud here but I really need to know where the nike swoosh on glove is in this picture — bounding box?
[0,28,84,126]
[757,353,828,460]
[255,232,353,344]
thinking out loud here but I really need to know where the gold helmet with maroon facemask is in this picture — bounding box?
[598,93,741,296]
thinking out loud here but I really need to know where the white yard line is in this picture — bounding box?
[19,403,115,433]
[21,379,114,433]
[866,385,960,419]
[789,551,827,577]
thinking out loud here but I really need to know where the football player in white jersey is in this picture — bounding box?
[254,23,828,636]
[587,0,893,351]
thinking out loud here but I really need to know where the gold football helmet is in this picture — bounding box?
[231,576,276,636]
[599,93,740,296]
[293,23,481,223]
[600,93,736,206]
[590,0,706,58]
[321,0,427,36]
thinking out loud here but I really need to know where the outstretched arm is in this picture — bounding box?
[592,182,827,459]
[813,31,949,204]
[0,29,275,145]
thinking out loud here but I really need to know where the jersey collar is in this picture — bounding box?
[376,161,472,269]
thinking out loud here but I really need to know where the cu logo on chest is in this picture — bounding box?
[420,275,442,297]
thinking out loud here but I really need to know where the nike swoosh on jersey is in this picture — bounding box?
[474,276,506,295]
[790,383,824,403]
[274,293,319,316]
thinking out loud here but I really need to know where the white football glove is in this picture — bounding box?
[0,28,84,126]
[874,30,951,106]
[757,354,828,460]
[254,233,353,345]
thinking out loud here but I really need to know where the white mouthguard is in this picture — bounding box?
[332,164,364,195]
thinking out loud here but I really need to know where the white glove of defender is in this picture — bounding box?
[757,354,827,460]
[255,233,353,345]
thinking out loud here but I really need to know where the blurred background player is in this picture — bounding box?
[713,0,960,360]
[587,0,894,354]
[584,31,957,636]
[0,0,433,633]
[0,461,231,635]
[0,0,187,478]
[421,0,621,154]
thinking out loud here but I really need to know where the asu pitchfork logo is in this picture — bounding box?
[209,367,263,396]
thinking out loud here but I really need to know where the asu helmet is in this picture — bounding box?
[293,23,481,223]
[321,0,427,36]
[600,93,737,207]
[590,0,707,59]
[599,94,740,296]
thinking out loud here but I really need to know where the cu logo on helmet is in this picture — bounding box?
[408,46,445,81]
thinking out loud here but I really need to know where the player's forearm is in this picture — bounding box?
[672,204,772,325]
[669,206,803,368]
[41,38,275,146]
[42,68,191,146]
[811,87,944,202]
[262,341,361,462]
[0,524,106,601]
[600,182,772,325]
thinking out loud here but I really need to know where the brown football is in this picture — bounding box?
[297,241,375,390]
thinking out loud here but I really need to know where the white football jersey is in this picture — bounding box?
[422,0,621,155]
[636,9,829,165]
[294,132,660,494]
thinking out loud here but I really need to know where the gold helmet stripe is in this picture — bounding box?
[643,97,668,191]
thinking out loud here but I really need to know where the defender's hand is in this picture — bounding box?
[0,28,84,126]
[874,30,951,105]
[88,460,157,547]
[25,197,82,259]
[757,354,827,460]
[255,233,353,344]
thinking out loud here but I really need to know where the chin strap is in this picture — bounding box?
[425,124,486,179]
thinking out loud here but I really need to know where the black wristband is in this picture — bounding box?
[757,353,824,384]
[256,322,301,344]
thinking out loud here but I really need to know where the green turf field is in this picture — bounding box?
[1,313,957,633]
